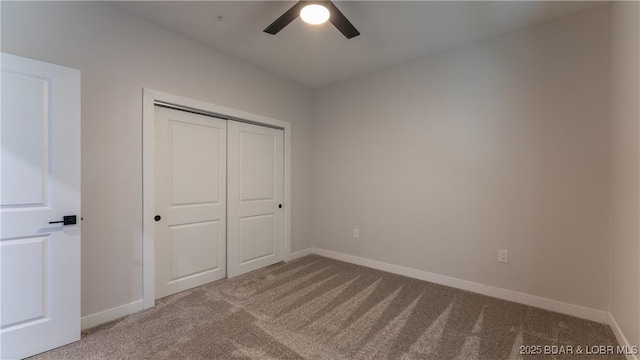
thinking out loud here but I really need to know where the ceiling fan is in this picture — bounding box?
[264,1,360,39]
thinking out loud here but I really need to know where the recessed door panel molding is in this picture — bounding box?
[0,53,81,359]
[239,131,276,202]
[228,121,284,278]
[154,106,227,299]
[1,236,48,328]
[239,214,276,263]
[169,121,221,206]
[1,72,49,208]
[169,221,220,281]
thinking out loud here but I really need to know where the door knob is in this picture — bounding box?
[154,215,162,221]
[278,204,283,209]
[49,215,77,225]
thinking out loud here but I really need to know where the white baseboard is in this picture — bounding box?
[80,248,623,340]
[81,300,144,330]
[288,248,314,261]
[313,248,609,324]
[608,313,640,360]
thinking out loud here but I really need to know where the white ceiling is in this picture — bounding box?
[109,1,607,88]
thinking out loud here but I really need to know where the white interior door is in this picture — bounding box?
[227,121,284,278]
[0,53,81,359]
[154,106,226,299]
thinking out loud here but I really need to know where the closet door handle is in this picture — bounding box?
[278,204,283,209]
[154,215,162,222]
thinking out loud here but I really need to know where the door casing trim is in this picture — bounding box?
[142,88,292,309]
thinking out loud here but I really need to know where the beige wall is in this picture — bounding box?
[609,0,640,348]
[1,1,313,317]
[312,6,611,311]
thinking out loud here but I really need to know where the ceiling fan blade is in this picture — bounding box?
[327,2,360,39]
[264,1,304,35]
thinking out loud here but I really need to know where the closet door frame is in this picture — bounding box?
[141,88,292,309]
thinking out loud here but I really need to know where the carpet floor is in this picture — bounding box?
[31,255,623,359]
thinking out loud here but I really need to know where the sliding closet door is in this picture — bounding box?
[154,106,226,299]
[227,121,284,278]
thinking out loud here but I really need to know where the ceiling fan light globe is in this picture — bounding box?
[300,4,330,25]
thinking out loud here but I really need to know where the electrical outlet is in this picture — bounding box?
[498,249,509,263]
[353,229,359,239]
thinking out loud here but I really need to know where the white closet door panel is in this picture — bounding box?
[228,122,284,278]
[154,106,226,299]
